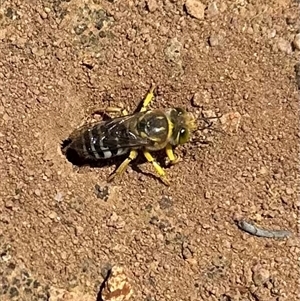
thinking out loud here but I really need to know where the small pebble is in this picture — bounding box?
[74,24,88,35]
[0,28,7,40]
[48,211,57,219]
[191,91,209,107]
[164,37,182,65]
[281,196,288,204]
[201,223,211,229]
[75,226,84,236]
[202,110,217,118]
[210,30,225,48]
[286,187,294,195]
[248,28,258,38]
[159,196,173,210]
[191,92,201,108]
[259,166,268,175]
[209,34,219,47]
[5,200,14,209]
[126,28,136,41]
[204,191,211,199]
[40,10,48,19]
[146,0,158,12]
[219,2,227,13]
[185,0,206,20]
[252,265,270,286]
[34,189,41,197]
[182,242,193,260]
[268,29,276,39]
[205,2,219,18]
[292,33,300,51]
[95,184,110,201]
[107,212,125,229]
[277,38,292,54]
[54,192,63,202]
[60,251,67,260]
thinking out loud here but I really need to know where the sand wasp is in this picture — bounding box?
[63,85,197,185]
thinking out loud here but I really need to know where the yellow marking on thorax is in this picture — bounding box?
[166,118,174,143]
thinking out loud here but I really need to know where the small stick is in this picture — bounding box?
[236,220,292,239]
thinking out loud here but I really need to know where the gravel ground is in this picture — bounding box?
[0,0,299,300]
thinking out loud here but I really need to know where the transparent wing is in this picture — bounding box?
[65,113,150,153]
[97,113,150,150]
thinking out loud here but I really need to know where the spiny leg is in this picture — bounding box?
[165,144,181,165]
[143,150,170,186]
[107,150,138,182]
[90,84,155,117]
[139,84,155,112]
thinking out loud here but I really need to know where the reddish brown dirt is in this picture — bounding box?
[0,0,299,300]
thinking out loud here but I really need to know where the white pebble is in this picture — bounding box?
[277,38,292,54]
[185,0,205,20]
[206,2,219,18]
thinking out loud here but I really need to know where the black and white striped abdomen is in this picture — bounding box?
[70,123,130,160]
[84,124,129,159]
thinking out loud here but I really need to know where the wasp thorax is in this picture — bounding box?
[136,110,170,143]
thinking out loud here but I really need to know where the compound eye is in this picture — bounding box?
[176,108,185,116]
[179,128,189,144]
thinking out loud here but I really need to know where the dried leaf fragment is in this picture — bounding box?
[101,266,133,301]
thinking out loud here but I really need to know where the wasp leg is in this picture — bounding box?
[102,107,129,116]
[140,84,155,112]
[165,144,181,165]
[89,106,129,118]
[107,150,138,182]
[143,150,170,186]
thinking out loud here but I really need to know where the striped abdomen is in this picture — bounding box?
[68,123,130,160]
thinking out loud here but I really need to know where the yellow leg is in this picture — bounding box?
[140,84,155,112]
[107,150,138,182]
[105,107,129,116]
[143,150,170,186]
[89,106,129,117]
[165,144,180,165]
[90,84,155,117]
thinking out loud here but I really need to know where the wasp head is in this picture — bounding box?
[167,107,197,146]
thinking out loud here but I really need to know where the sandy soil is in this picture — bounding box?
[0,0,299,300]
